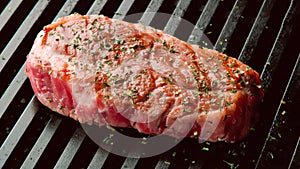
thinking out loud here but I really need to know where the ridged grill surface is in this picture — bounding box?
[0,0,299,168]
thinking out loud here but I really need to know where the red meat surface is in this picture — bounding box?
[25,14,264,142]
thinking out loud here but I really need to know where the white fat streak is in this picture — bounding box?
[198,108,223,142]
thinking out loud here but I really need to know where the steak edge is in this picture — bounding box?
[25,14,264,142]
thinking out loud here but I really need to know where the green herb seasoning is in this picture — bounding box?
[223,160,239,169]
[164,161,171,165]
[114,11,122,15]
[202,147,209,151]
[169,46,178,53]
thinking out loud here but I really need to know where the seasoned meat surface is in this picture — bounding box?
[25,14,264,142]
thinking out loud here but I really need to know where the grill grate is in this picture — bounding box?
[0,0,299,168]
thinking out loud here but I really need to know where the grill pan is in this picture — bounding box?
[0,0,299,168]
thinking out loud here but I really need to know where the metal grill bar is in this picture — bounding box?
[54,127,86,169]
[87,0,150,167]
[0,0,81,167]
[164,0,192,35]
[238,0,276,63]
[82,0,139,167]
[0,64,26,118]
[17,0,110,168]
[53,0,79,21]
[184,1,249,168]
[256,54,300,168]
[260,0,298,91]
[188,0,220,44]
[87,148,109,169]
[0,0,81,119]
[121,157,139,169]
[289,137,300,169]
[112,0,135,20]
[188,160,204,169]
[0,0,50,72]
[20,116,62,168]
[0,0,299,168]
[0,0,22,31]
[87,0,108,15]
[0,3,84,164]
[84,0,168,167]
[153,1,195,168]
[214,0,247,52]
[155,157,171,169]
[0,97,38,168]
[139,0,164,25]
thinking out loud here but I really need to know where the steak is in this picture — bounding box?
[25,14,264,142]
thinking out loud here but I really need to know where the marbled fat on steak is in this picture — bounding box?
[25,14,264,142]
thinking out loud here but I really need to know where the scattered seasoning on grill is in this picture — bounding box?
[103,134,114,145]
[223,160,239,169]
[281,110,287,115]
[267,152,274,159]
[240,142,246,149]
[5,127,10,134]
[277,133,282,138]
[280,100,286,104]
[164,161,171,165]
[20,98,26,104]
[114,11,122,15]
[172,152,177,157]
[249,127,255,131]
[206,31,212,35]
[268,135,276,142]
[228,149,238,156]
[141,137,147,144]
[202,147,209,151]
[106,125,116,132]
